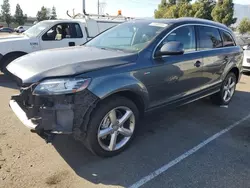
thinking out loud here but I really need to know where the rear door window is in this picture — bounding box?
[197,26,223,50]
[73,23,83,38]
[220,31,235,47]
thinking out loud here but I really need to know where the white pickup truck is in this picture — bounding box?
[0,18,124,72]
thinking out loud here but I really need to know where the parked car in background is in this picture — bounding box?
[14,26,30,33]
[236,36,250,73]
[0,27,14,33]
[0,15,129,73]
[7,18,243,157]
[242,45,250,72]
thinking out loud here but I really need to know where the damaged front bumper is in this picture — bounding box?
[9,88,99,140]
[9,99,38,130]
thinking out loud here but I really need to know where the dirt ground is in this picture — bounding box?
[0,73,250,188]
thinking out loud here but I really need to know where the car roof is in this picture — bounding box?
[131,17,231,32]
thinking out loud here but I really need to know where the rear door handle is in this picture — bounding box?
[194,61,202,67]
[69,42,75,46]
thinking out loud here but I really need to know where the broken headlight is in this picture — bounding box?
[33,78,91,95]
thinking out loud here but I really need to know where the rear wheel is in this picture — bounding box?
[84,96,139,157]
[211,72,237,105]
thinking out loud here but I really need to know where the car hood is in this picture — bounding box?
[7,46,138,84]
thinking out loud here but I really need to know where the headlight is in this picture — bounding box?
[33,78,91,95]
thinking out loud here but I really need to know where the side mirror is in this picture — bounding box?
[157,41,184,56]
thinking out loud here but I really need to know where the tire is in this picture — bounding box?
[84,96,139,157]
[1,54,22,73]
[211,72,237,105]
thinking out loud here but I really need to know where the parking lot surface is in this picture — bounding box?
[0,73,250,188]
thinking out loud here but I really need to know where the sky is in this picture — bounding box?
[0,0,249,18]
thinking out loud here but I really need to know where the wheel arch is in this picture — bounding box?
[88,75,150,117]
[229,67,240,83]
[103,90,147,117]
[0,51,27,70]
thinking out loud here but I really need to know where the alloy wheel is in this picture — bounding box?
[223,76,236,102]
[97,106,135,151]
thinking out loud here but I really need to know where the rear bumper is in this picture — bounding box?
[9,99,38,130]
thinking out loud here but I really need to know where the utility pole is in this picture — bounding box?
[97,0,100,14]
[97,0,106,15]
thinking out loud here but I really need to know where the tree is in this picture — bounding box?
[163,5,179,18]
[50,6,57,19]
[155,0,169,18]
[177,0,192,3]
[14,4,27,25]
[192,0,215,20]
[155,0,194,19]
[238,18,250,35]
[36,6,50,21]
[178,2,194,17]
[1,0,12,27]
[211,0,237,26]
[169,0,176,5]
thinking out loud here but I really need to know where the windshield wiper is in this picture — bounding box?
[100,47,124,52]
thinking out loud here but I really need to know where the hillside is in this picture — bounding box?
[235,4,250,25]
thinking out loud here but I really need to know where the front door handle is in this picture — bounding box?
[69,42,75,46]
[194,61,202,67]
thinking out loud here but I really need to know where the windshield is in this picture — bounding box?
[85,22,168,52]
[24,21,51,37]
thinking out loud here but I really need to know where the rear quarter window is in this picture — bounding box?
[220,31,235,47]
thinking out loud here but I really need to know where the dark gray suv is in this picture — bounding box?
[7,18,243,157]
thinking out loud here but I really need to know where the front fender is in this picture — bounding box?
[88,73,150,109]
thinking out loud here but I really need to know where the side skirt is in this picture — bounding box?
[146,83,221,113]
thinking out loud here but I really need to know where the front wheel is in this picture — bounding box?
[211,72,237,105]
[84,96,139,157]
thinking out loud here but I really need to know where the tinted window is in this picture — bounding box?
[221,31,235,47]
[162,25,196,52]
[198,26,223,50]
[73,23,83,38]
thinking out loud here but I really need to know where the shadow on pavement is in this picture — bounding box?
[0,74,18,89]
[52,90,250,187]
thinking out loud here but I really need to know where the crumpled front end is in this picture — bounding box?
[9,85,99,139]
